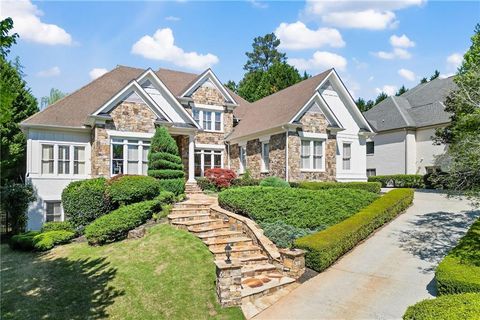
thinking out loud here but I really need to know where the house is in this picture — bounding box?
[21,66,374,229]
[363,76,455,177]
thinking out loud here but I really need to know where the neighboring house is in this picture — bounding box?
[363,77,455,177]
[21,66,374,229]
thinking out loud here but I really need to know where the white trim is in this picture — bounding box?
[38,141,90,179]
[238,145,247,174]
[195,143,225,150]
[300,138,326,172]
[192,103,224,111]
[110,138,151,177]
[259,135,271,142]
[298,132,328,139]
[193,148,224,177]
[107,130,154,139]
[289,92,342,128]
[192,107,224,133]
[181,69,237,105]
[261,141,270,173]
[44,200,64,223]
[137,69,201,129]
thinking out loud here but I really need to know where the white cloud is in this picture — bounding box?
[289,51,347,71]
[390,34,415,48]
[89,68,108,80]
[447,53,463,70]
[303,0,424,30]
[132,28,219,71]
[0,0,72,45]
[248,0,268,9]
[398,68,416,81]
[376,85,397,96]
[165,16,180,21]
[374,47,411,60]
[275,21,345,50]
[36,66,60,77]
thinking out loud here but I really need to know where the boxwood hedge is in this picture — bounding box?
[403,293,480,320]
[368,174,425,188]
[259,177,291,188]
[295,188,414,272]
[9,230,75,251]
[41,221,75,233]
[435,218,480,295]
[84,191,174,245]
[218,187,379,230]
[107,175,162,207]
[62,177,112,228]
[298,181,381,194]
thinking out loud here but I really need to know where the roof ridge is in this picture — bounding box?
[157,67,200,77]
[391,96,415,127]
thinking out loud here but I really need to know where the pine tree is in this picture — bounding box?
[429,70,440,81]
[396,85,408,96]
[147,126,185,195]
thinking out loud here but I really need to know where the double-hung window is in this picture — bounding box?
[74,146,86,175]
[366,141,374,155]
[111,138,150,176]
[261,142,269,172]
[300,139,324,171]
[42,145,54,174]
[239,146,247,173]
[343,143,352,170]
[45,201,62,222]
[194,149,223,177]
[192,107,223,132]
[58,145,70,174]
[41,144,86,176]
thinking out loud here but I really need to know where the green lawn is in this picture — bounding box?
[1,224,244,320]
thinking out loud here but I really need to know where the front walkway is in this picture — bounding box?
[256,191,480,319]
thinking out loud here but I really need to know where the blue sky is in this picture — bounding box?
[3,0,479,102]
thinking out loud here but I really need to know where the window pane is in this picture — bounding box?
[75,162,85,175]
[142,146,149,162]
[314,141,323,156]
[203,111,212,130]
[314,156,322,169]
[215,112,221,131]
[128,145,138,161]
[46,202,62,222]
[127,161,138,174]
[343,143,351,158]
[301,156,310,169]
[74,146,85,161]
[262,143,269,171]
[193,109,200,122]
[58,146,70,174]
[113,144,123,159]
[42,145,53,160]
[366,141,374,155]
[301,140,311,157]
[42,161,54,174]
[204,151,212,169]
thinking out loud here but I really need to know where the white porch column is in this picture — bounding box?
[188,134,195,182]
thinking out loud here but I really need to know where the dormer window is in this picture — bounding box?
[192,105,224,132]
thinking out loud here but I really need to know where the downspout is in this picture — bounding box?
[284,127,289,182]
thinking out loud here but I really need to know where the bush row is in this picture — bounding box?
[295,188,414,272]
[368,174,425,188]
[260,221,316,248]
[403,293,480,320]
[84,191,175,245]
[218,186,379,230]
[435,218,480,295]
[9,230,75,251]
[298,181,381,194]
[260,177,291,188]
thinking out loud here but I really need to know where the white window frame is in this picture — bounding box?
[44,200,64,223]
[41,144,55,175]
[300,138,326,172]
[192,106,224,133]
[39,142,88,177]
[194,149,224,177]
[261,141,270,173]
[239,145,247,174]
[110,138,151,176]
[342,142,352,171]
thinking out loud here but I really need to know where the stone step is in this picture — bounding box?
[211,244,263,259]
[241,277,298,319]
[188,223,230,234]
[239,254,270,265]
[197,230,244,241]
[204,236,253,248]
[241,263,277,277]
[171,218,223,228]
[170,207,211,215]
[167,212,210,223]
[174,202,213,209]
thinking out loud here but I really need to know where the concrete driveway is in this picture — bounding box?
[255,191,479,320]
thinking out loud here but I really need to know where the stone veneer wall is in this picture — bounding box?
[91,101,158,177]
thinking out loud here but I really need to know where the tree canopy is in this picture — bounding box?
[0,18,38,184]
[243,33,286,73]
[41,88,67,109]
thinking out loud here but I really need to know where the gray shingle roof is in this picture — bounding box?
[364,76,455,132]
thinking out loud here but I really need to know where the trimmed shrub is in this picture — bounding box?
[403,293,480,320]
[295,189,414,272]
[299,181,381,194]
[41,221,75,233]
[436,218,480,295]
[0,182,36,234]
[260,177,290,188]
[107,174,162,207]
[204,168,237,189]
[147,126,185,195]
[368,174,425,188]
[84,192,173,245]
[32,230,75,251]
[9,231,39,250]
[62,178,111,228]
[260,221,316,248]
[231,177,261,187]
[196,177,217,192]
[218,187,378,229]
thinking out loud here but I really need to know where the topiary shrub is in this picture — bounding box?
[259,177,291,188]
[436,218,480,295]
[299,181,381,194]
[204,168,237,190]
[147,126,185,195]
[107,174,162,207]
[295,188,414,272]
[32,230,75,251]
[41,221,75,233]
[62,178,111,228]
[403,293,480,320]
[260,221,316,248]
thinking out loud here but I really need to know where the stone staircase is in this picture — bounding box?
[168,185,300,319]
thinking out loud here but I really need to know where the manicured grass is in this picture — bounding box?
[1,224,243,320]
[218,187,379,230]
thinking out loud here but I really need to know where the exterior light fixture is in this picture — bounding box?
[225,243,232,264]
